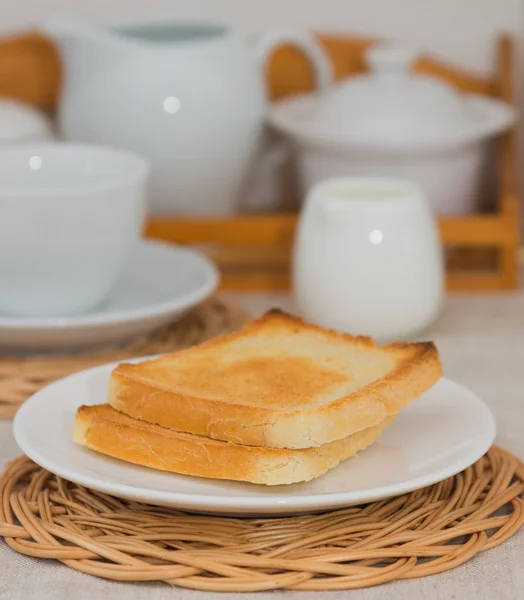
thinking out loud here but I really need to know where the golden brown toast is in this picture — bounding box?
[109,309,442,449]
[74,404,394,485]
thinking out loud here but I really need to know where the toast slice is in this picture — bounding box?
[74,404,394,485]
[109,309,442,449]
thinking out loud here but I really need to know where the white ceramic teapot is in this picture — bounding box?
[292,177,444,341]
[42,17,331,216]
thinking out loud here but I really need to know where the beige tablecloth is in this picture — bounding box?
[1,291,523,600]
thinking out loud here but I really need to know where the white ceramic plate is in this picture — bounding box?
[0,240,218,351]
[13,362,496,516]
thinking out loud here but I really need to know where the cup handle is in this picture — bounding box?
[253,27,332,91]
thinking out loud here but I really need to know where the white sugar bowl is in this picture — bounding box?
[292,177,444,341]
[270,43,517,215]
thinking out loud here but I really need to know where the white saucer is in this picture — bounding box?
[0,240,218,351]
[13,361,496,516]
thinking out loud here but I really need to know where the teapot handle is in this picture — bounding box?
[254,28,332,91]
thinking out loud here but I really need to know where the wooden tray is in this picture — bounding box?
[0,32,519,291]
[145,35,520,292]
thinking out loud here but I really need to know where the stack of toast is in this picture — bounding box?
[74,309,443,485]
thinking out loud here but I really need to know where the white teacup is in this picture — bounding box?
[0,143,149,317]
[293,177,445,341]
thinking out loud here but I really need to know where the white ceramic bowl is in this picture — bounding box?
[0,143,149,317]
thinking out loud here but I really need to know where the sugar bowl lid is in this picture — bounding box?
[315,44,470,142]
[269,42,516,150]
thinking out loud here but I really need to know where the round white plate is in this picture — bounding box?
[13,362,496,516]
[0,240,218,351]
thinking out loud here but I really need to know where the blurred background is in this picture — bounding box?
[1,0,522,73]
[3,0,523,106]
[0,0,522,348]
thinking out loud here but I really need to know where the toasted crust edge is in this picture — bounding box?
[74,404,393,485]
[109,310,442,449]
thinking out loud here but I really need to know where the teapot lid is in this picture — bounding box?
[269,41,519,151]
[0,98,51,143]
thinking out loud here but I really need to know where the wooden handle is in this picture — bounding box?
[0,32,60,110]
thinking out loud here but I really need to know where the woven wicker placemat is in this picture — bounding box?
[0,297,249,419]
[0,446,522,592]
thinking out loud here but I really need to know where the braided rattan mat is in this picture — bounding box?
[0,446,522,592]
[0,297,249,419]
